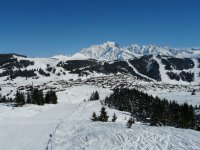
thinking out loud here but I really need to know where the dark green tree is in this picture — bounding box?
[32,89,44,105]
[90,91,99,101]
[126,118,134,128]
[32,88,39,104]
[112,113,117,122]
[51,91,58,104]
[91,112,98,121]
[98,106,109,122]
[26,92,32,104]
[39,90,44,105]
[15,91,25,106]
[45,90,57,104]
[94,91,99,100]
[45,91,50,103]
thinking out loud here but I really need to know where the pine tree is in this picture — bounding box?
[89,92,95,101]
[126,118,134,128]
[196,120,200,131]
[191,89,196,95]
[15,91,20,105]
[45,91,50,104]
[32,88,39,104]
[98,106,109,122]
[15,91,25,106]
[39,90,44,105]
[51,91,58,104]
[94,91,99,100]
[90,91,99,101]
[32,89,44,105]
[112,113,117,122]
[47,90,58,104]
[91,112,98,121]
[26,92,32,104]
[21,93,25,106]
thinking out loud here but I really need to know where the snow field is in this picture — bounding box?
[0,85,200,150]
[52,121,200,150]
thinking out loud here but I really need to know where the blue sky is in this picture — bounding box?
[0,0,200,57]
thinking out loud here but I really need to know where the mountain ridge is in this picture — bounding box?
[72,41,200,61]
[4,42,200,61]
[0,53,199,84]
[1,42,200,84]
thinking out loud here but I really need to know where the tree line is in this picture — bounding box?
[91,106,117,122]
[104,88,200,131]
[0,94,13,103]
[91,106,135,128]
[15,89,58,107]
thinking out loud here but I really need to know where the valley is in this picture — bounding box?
[1,43,200,149]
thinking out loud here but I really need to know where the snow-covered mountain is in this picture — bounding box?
[72,41,200,61]
[72,41,131,60]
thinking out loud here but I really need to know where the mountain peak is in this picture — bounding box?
[72,41,122,60]
[103,41,120,48]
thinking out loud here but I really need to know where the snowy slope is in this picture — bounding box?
[0,85,112,150]
[52,121,200,150]
[1,85,200,150]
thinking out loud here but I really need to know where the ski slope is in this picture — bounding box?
[0,85,200,150]
[52,121,200,150]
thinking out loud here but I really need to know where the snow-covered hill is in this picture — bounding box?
[72,41,200,61]
[0,85,200,150]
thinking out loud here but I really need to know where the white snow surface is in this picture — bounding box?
[148,90,200,106]
[0,85,200,150]
[53,121,200,150]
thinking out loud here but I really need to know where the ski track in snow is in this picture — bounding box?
[51,120,200,150]
[126,60,154,81]
[153,56,170,83]
[193,58,200,83]
[46,119,63,150]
